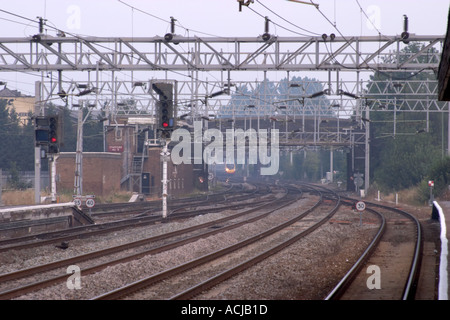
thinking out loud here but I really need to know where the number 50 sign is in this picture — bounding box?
[356,201,366,212]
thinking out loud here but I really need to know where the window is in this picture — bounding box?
[115,128,122,141]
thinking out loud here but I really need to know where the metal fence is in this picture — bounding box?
[0,170,49,190]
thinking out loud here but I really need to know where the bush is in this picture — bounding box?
[426,157,450,198]
[416,179,433,204]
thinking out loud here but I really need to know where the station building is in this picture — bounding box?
[56,117,203,199]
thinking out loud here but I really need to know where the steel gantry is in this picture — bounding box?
[0,34,443,72]
[0,33,445,197]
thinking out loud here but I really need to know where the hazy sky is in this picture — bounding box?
[0,0,449,95]
[1,0,448,38]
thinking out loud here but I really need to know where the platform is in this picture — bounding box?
[433,201,450,300]
[0,202,94,237]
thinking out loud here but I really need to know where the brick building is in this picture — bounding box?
[56,152,122,196]
[56,117,198,199]
[105,118,197,197]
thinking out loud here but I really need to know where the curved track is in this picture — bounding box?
[0,182,425,300]
[325,195,423,300]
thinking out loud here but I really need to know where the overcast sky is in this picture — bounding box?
[0,0,449,96]
[1,0,448,39]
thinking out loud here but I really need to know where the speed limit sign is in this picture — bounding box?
[356,201,366,212]
[86,198,95,208]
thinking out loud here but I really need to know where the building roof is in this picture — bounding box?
[0,88,31,98]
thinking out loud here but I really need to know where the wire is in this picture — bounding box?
[309,0,433,80]
[0,7,228,102]
[0,9,38,26]
[118,0,167,24]
[354,0,390,41]
[117,0,225,38]
[0,16,33,28]
[246,5,312,37]
[255,0,321,36]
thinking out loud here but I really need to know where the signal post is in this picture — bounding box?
[151,81,176,219]
[34,87,61,204]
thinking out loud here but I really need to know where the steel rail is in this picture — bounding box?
[91,185,315,300]
[0,186,292,299]
[324,201,386,300]
[0,183,257,252]
[356,199,423,300]
[325,196,422,300]
[168,185,340,300]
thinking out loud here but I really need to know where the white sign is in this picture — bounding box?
[74,198,82,207]
[428,180,434,187]
[85,198,95,208]
[356,201,366,212]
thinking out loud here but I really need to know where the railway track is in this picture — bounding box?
[0,182,240,241]
[91,184,338,300]
[0,182,291,299]
[0,182,266,252]
[0,182,427,300]
[325,195,423,300]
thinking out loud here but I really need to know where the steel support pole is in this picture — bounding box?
[162,140,169,218]
[330,146,333,183]
[365,104,370,196]
[448,102,450,157]
[34,81,42,204]
[51,156,57,202]
[0,169,2,206]
[74,103,83,196]
[34,147,41,204]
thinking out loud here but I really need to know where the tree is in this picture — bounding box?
[0,99,34,173]
[45,104,104,153]
[218,75,330,118]
[366,43,444,191]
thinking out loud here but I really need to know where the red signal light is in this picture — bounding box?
[50,137,57,143]
[162,122,169,128]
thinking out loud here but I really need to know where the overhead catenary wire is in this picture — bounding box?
[308,0,434,80]
[117,0,225,39]
[0,2,440,105]
[255,0,321,36]
[354,0,386,38]
[0,6,230,105]
[246,5,313,37]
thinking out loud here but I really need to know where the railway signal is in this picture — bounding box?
[151,81,176,218]
[34,116,50,146]
[48,116,59,154]
[34,115,61,153]
[152,82,175,136]
[429,180,434,206]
